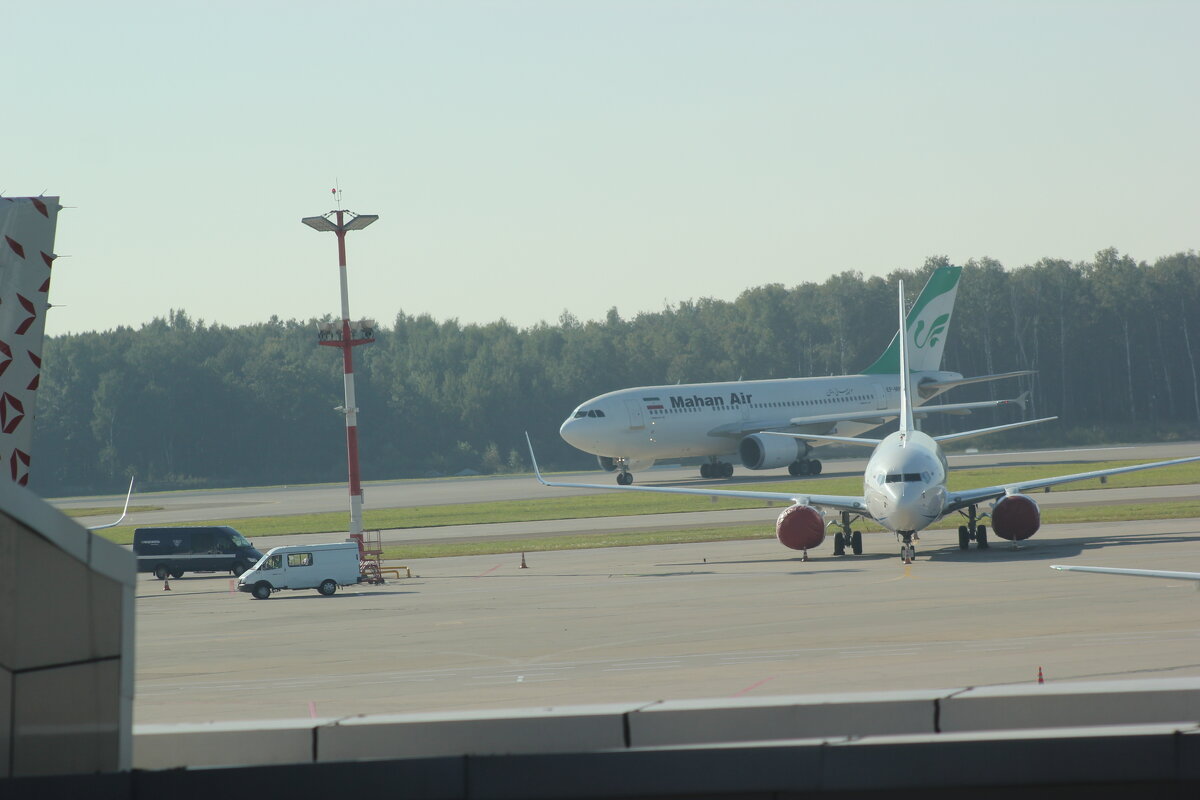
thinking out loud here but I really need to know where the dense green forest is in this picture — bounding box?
[33,248,1200,496]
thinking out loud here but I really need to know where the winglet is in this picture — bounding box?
[525,432,549,486]
[88,476,135,531]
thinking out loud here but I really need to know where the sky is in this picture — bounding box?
[8,0,1198,337]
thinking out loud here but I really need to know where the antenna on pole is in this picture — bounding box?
[332,180,342,209]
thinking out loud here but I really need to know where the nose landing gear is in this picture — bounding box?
[897,531,917,564]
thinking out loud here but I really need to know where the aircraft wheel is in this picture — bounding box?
[810,459,822,475]
[977,525,989,549]
[617,472,633,486]
[721,462,734,478]
[833,531,846,556]
[788,462,800,476]
[700,463,711,478]
[958,526,970,550]
[851,530,863,555]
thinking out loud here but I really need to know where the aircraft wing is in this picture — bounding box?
[1051,565,1200,582]
[943,455,1200,514]
[525,434,867,515]
[707,395,1029,439]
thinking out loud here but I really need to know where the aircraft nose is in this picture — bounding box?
[887,484,933,531]
[559,417,588,450]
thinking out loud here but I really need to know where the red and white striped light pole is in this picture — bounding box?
[302,202,378,539]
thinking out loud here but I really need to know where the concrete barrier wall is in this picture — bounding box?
[133,678,1200,770]
[16,723,1200,799]
[0,481,135,779]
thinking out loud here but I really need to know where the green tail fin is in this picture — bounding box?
[861,265,962,375]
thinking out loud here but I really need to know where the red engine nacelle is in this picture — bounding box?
[990,494,1041,541]
[775,504,827,551]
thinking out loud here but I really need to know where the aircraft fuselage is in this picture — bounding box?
[560,371,961,463]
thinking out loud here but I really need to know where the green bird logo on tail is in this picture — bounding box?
[913,313,950,349]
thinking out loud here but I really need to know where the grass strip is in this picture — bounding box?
[379,500,1200,561]
[94,459,1200,547]
[63,505,160,519]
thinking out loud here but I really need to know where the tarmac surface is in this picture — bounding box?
[99,441,1200,726]
[133,516,1200,726]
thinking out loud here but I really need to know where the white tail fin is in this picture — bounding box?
[897,280,914,437]
[0,197,60,486]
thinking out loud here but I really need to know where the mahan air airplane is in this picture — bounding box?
[560,265,1031,484]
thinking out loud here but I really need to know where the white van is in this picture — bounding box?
[237,542,363,599]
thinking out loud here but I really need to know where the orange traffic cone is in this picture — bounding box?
[520,552,529,569]
[1037,666,1044,684]
[163,578,171,591]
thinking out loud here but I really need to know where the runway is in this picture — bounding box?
[59,440,1200,530]
[132,515,1200,726]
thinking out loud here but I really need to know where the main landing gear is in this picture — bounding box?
[788,458,823,477]
[897,531,917,564]
[700,459,734,479]
[832,511,863,556]
[957,505,989,550]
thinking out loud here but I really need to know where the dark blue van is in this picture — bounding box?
[133,526,263,580]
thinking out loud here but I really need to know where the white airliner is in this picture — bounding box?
[530,282,1200,563]
[560,265,1033,485]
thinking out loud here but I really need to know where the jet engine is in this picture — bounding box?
[990,494,1041,541]
[739,433,808,470]
[775,504,827,551]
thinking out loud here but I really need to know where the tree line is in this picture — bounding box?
[33,248,1200,496]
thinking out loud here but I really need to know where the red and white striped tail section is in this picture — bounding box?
[0,196,61,485]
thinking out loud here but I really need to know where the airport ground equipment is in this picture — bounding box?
[350,530,386,584]
[237,542,363,598]
[133,526,262,579]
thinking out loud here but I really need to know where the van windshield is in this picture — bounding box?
[229,531,252,548]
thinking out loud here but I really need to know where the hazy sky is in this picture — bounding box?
[10,1,1198,337]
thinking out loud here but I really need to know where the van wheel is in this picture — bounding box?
[154,565,170,581]
[252,582,272,600]
[170,568,185,579]
[318,579,337,597]
[231,561,248,577]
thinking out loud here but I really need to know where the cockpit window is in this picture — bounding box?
[885,473,924,483]
[574,409,607,419]
[574,411,587,419]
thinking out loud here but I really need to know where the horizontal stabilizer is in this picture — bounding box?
[919,370,1036,395]
[932,416,1056,444]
